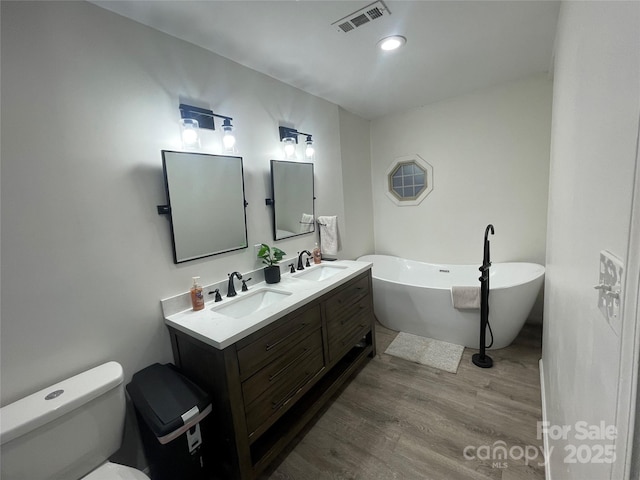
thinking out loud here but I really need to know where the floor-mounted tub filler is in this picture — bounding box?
[358,254,545,349]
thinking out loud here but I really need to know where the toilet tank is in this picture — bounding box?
[0,362,126,480]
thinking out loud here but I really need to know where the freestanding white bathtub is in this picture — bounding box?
[358,255,545,349]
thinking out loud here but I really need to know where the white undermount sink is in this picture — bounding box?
[292,264,347,281]
[212,288,292,319]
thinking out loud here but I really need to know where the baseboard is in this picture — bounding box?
[539,358,552,480]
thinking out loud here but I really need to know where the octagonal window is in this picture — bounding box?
[385,155,434,206]
[390,162,426,200]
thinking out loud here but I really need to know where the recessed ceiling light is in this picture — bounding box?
[378,35,406,51]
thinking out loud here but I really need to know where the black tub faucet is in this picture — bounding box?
[297,250,312,270]
[227,271,243,297]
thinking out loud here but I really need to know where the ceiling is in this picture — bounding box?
[91,1,560,120]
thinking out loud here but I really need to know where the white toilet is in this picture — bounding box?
[0,361,151,480]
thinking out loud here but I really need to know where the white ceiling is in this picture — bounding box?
[92,0,560,120]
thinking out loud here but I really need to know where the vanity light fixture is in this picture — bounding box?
[179,104,236,152]
[378,35,406,51]
[279,126,316,160]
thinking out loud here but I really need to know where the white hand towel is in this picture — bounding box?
[299,213,314,233]
[318,215,339,255]
[451,286,481,309]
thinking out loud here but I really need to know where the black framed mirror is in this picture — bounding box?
[159,150,248,263]
[268,160,315,241]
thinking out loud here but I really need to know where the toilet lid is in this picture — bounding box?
[81,462,151,480]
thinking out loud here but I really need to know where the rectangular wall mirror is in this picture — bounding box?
[270,160,315,241]
[160,150,248,263]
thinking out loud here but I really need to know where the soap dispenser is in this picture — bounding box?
[190,277,205,311]
[313,243,321,264]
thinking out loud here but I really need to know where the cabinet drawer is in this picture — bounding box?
[326,295,370,340]
[324,274,369,318]
[244,349,324,437]
[241,328,323,407]
[329,319,371,362]
[327,300,372,361]
[237,305,321,380]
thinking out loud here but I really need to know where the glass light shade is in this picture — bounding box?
[222,128,236,152]
[221,118,236,152]
[283,137,296,158]
[305,139,315,160]
[180,118,200,148]
[223,132,236,151]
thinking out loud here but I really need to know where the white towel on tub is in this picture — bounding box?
[318,215,339,255]
[451,286,481,309]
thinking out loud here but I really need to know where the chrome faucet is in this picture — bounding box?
[227,271,243,297]
[297,250,312,270]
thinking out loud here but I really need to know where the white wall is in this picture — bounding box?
[0,0,369,410]
[370,74,552,267]
[338,107,375,260]
[542,1,640,479]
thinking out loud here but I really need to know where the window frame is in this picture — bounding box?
[384,154,434,206]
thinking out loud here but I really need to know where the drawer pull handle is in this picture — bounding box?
[269,348,309,382]
[265,323,307,351]
[271,372,312,410]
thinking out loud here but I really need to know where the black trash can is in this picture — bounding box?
[126,363,212,480]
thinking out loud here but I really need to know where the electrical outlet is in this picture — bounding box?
[597,250,623,334]
[254,244,263,256]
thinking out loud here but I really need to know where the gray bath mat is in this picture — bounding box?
[385,332,465,373]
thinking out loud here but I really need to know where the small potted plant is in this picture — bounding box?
[257,243,286,284]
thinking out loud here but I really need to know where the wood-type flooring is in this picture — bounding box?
[260,320,545,480]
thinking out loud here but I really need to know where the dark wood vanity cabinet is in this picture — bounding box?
[168,269,376,480]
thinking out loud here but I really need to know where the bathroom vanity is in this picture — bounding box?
[164,261,376,479]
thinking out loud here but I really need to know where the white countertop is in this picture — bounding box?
[164,260,372,350]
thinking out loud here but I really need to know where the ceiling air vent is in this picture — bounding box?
[332,1,390,33]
